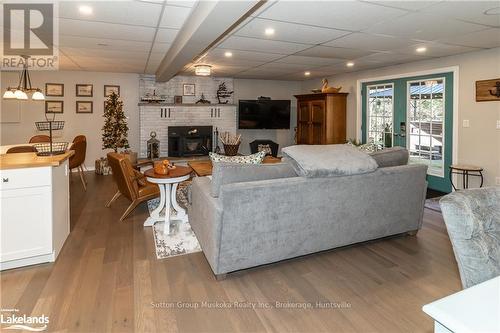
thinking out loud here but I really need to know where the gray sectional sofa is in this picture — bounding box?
[189,146,428,278]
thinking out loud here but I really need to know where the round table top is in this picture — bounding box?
[449,164,483,172]
[144,165,192,179]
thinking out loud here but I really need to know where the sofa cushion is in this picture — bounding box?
[369,147,409,168]
[209,151,266,164]
[211,162,297,197]
[281,144,378,177]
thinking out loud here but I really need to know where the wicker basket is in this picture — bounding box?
[223,143,240,156]
[33,142,68,156]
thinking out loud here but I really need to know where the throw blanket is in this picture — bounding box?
[281,144,378,177]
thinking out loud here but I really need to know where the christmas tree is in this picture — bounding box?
[102,92,129,152]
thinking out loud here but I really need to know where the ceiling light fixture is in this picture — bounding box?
[224,51,233,58]
[304,71,311,76]
[78,5,93,15]
[416,46,427,53]
[194,64,212,76]
[264,28,275,36]
[346,62,354,67]
[3,55,45,101]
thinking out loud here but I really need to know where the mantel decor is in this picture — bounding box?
[476,78,500,102]
[216,82,233,104]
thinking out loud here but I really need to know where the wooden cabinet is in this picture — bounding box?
[294,93,347,145]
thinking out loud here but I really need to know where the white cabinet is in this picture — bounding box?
[0,161,70,270]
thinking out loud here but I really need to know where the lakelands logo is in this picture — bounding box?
[1,1,59,70]
[1,309,49,331]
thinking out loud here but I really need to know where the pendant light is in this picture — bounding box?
[3,55,45,101]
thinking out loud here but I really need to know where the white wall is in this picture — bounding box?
[234,79,301,154]
[1,70,140,168]
[301,47,500,187]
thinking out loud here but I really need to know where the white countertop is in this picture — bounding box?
[422,276,500,333]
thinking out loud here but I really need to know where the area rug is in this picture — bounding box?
[424,197,442,213]
[147,182,201,259]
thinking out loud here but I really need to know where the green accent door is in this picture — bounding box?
[362,72,454,193]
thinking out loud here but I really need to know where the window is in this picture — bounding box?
[367,84,393,148]
[407,79,445,176]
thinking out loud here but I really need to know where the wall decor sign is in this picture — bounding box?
[45,100,64,113]
[76,101,93,114]
[104,85,120,97]
[45,83,64,97]
[183,83,195,96]
[476,78,500,102]
[76,84,93,97]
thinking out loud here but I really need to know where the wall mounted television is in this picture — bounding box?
[238,99,291,129]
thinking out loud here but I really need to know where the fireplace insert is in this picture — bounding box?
[168,126,212,157]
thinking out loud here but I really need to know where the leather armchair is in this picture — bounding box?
[106,152,160,221]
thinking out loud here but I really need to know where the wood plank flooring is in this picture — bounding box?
[0,172,461,332]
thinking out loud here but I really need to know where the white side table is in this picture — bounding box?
[143,166,192,235]
[423,276,500,332]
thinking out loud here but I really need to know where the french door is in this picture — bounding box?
[362,72,454,193]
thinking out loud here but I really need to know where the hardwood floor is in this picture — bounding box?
[1,173,461,332]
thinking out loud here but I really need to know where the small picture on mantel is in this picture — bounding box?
[174,95,183,104]
[183,84,195,96]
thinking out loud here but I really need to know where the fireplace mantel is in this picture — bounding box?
[139,104,237,158]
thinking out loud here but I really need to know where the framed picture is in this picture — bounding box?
[183,83,195,96]
[76,84,93,97]
[104,85,120,97]
[45,83,64,97]
[76,101,93,114]
[45,100,64,113]
[475,78,500,102]
[174,95,183,104]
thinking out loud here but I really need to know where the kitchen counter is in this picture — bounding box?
[0,151,74,170]
[1,149,73,270]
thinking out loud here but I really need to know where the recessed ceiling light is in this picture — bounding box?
[78,5,93,15]
[416,47,427,53]
[346,62,354,67]
[264,28,275,36]
[304,71,311,76]
[224,51,233,58]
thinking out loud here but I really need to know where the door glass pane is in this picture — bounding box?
[367,84,393,148]
[407,79,445,176]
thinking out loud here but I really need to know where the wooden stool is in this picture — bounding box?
[449,164,484,190]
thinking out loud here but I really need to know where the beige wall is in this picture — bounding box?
[302,48,500,187]
[1,70,140,168]
[234,79,301,154]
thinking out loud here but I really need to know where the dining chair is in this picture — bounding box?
[6,146,38,153]
[69,140,87,191]
[106,152,160,221]
[29,135,51,143]
[73,135,86,143]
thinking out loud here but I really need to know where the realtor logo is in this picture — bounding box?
[1,2,58,70]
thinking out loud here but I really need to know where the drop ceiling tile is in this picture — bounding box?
[234,18,351,45]
[166,0,198,8]
[275,55,345,66]
[60,47,150,61]
[360,1,441,12]
[257,62,324,72]
[296,46,375,59]
[394,42,480,58]
[355,52,429,64]
[60,19,156,42]
[367,12,488,41]
[421,1,500,27]
[159,5,192,29]
[323,32,420,51]
[258,1,409,31]
[58,35,152,52]
[208,48,284,62]
[201,56,268,68]
[155,28,179,44]
[219,36,310,54]
[59,1,162,27]
[438,28,500,48]
[150,42,171,54]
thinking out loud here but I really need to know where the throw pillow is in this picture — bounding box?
[257,144,272,156]
[211,162,297,197]
[209,151,266,164]
[369,147,409,168]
